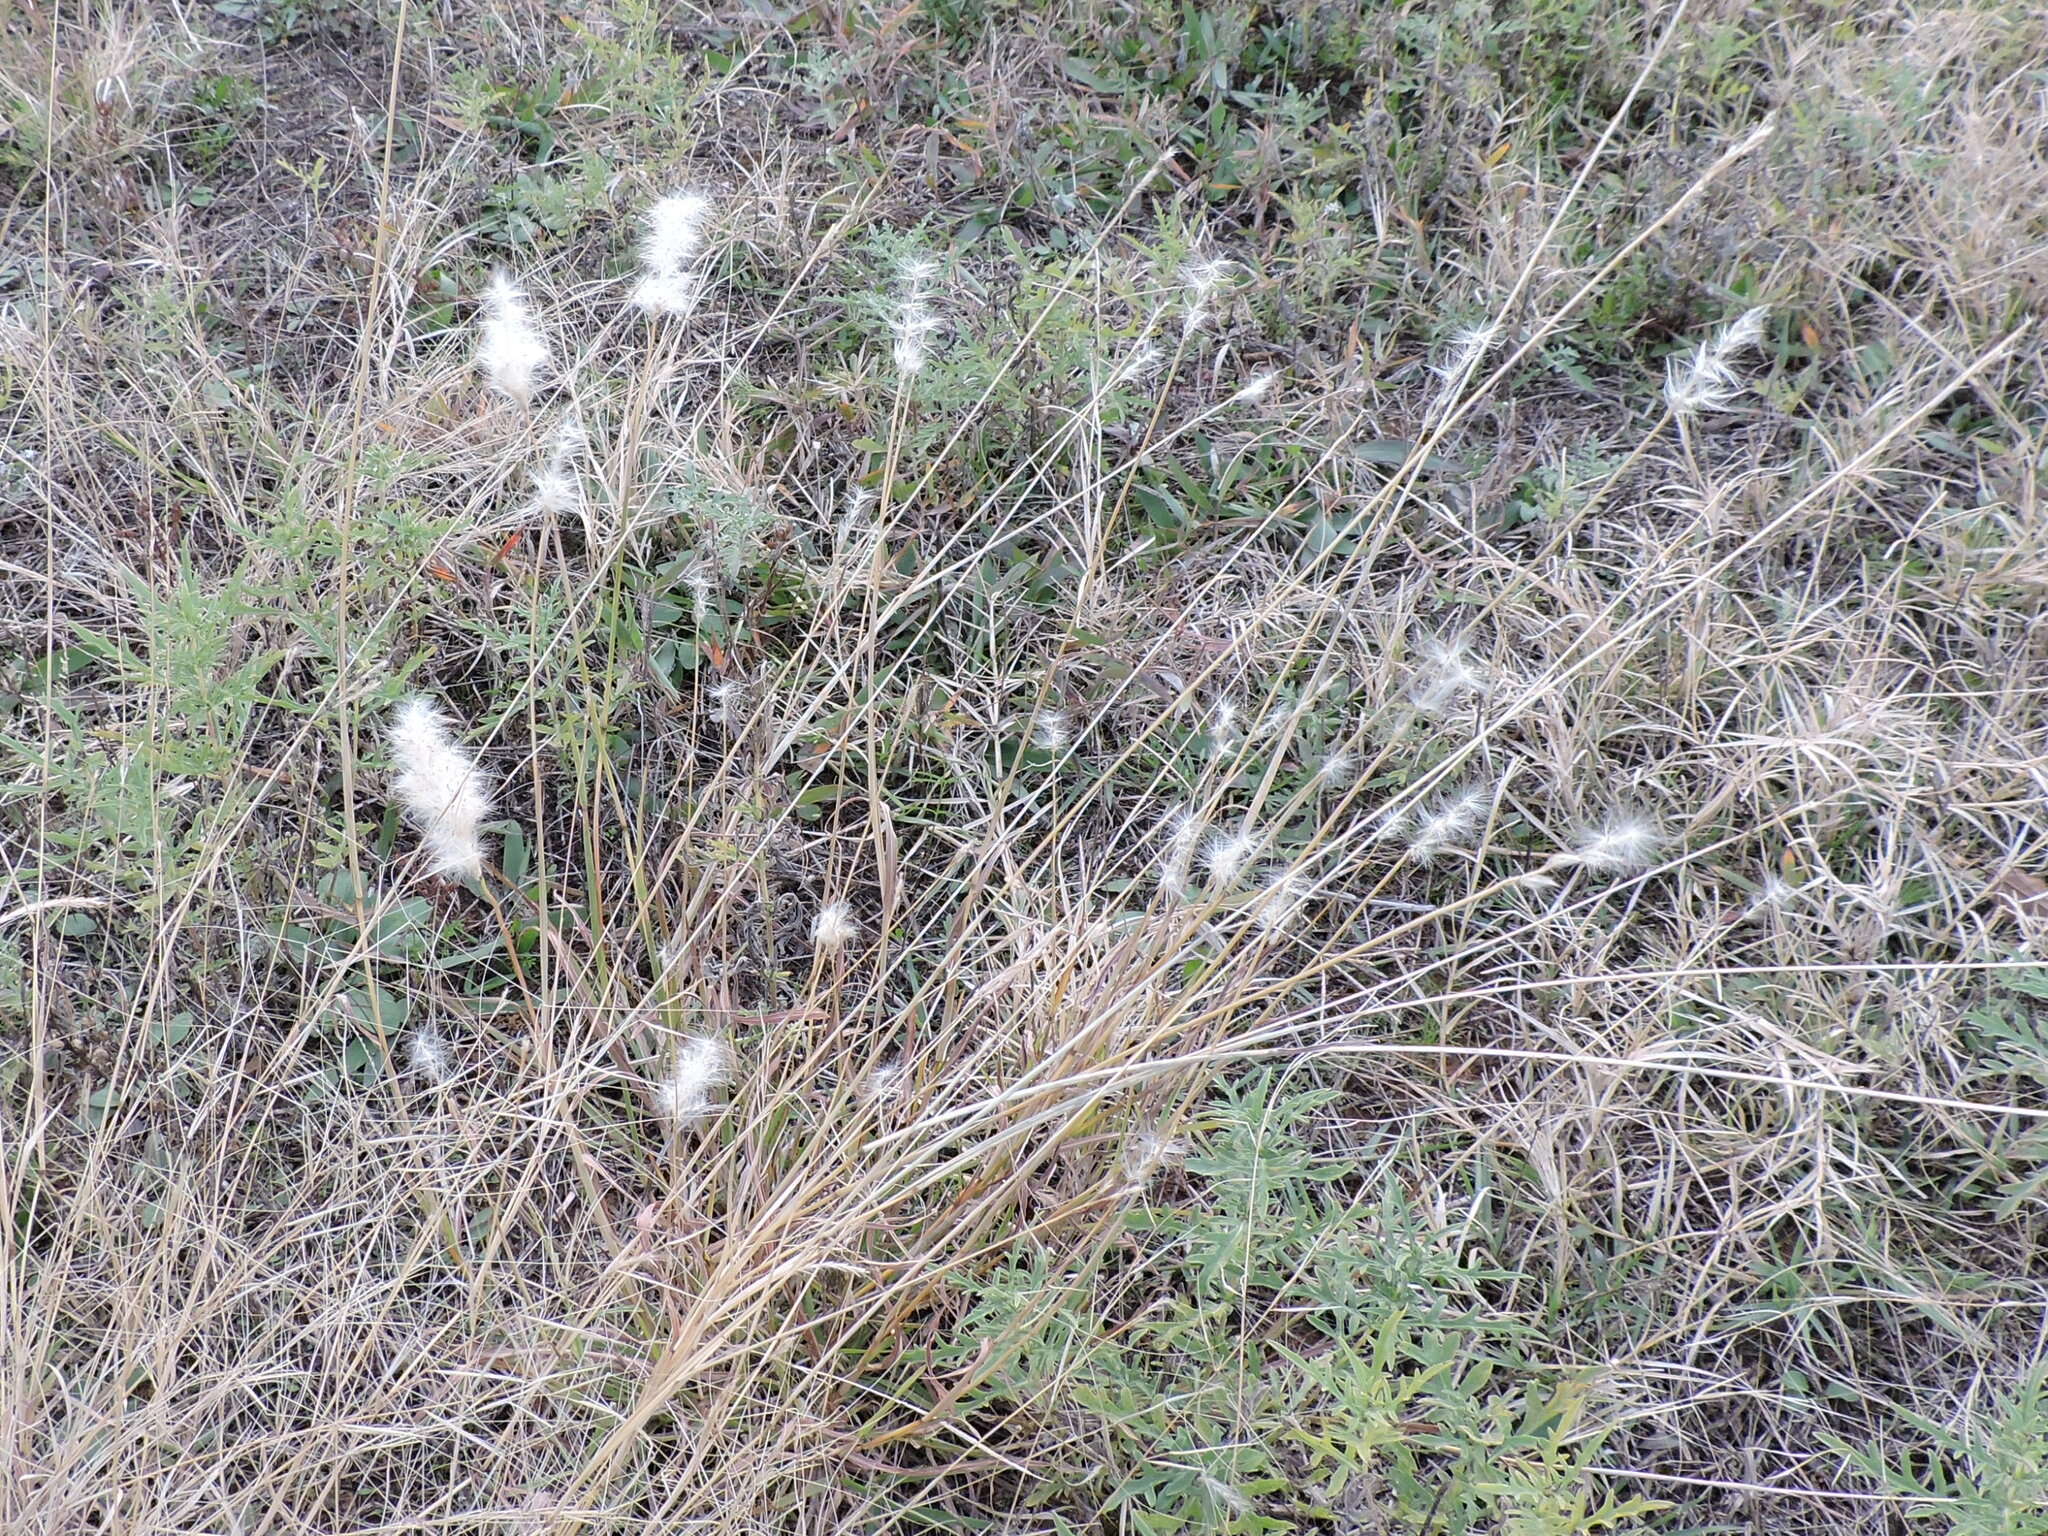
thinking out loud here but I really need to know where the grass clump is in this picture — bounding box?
[3,0,2048,1531]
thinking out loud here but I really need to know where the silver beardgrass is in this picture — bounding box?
[1202,826,1259,887]
[529,410,585,517]
[1156,805,1203,900]
[633,192,713,317]
[892,257,941,374]
[1250,865,1310,933]
[1431,321,1497,393]
[407,1024,453,1085]
[1665,305,1769,416]
[655,1034,732,1127]
[1179,256,1232,335]
[477,271,548,405]
[387,695,494,880]
[1545,816,1661,875]
[1230,369,1279,405]
[812,900,860,952]
[1401,784,1489,863]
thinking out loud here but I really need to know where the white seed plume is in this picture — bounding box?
[709,677,748,734]
[643,192,710,271]
[529,411,585,516]
[892,258,941,375]
[1208,695,1242,749]
[1410,638,1487,714]
[1203,827,1258,887]
[1665,305,1769,417]
[1112,341,1162,385]
[1315,748,1357,789]
[633,269,704,320]
[1157,805,1203,899]
[812,901,860,952]
[633,192,713,317]
[863,1057,908,1104]
[655,1035,731,1127]
[476,271,548,406]
[1180,256,1232,335]
[1403,785,1489,863]
[1122,1130,1188,1185]
[1251,866,1310,933]
[1546,817,1661,875]
[1746,874,1796,919]
[387,695,494,880]
[1432,321,1497,388]
[408,1025,453,1085]
[1033,712,1071,752]
[1230,370,1279,406]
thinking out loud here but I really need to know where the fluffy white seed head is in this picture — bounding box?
[529,412,586,515]
[1665,305,1769,417]
[709,677,749,733]
[1550,817,1661,875]
[1113,342,1162,385]
[477,271,548,406]
[1432,321,1497,387]
[1202,827,1258,887]
[863,1057,908,1104]
[1410,638,1488,714]
[1208,695,1241,749]
[1122,1130,1188,1186]
[531,464,577,516]
[631,269,705,319]
[642,193,710,272]
[892,301,939,374]
[408,1025,453,1086]
[1180,256,1232,334]
[890,258,942,375]
[632,193,714,317]
[531,413,584,516]
[1156,805,1203,899]
[812,900,860,952]
[1404,785,1488,863]
[1315,748,1357,789]
[1251,866,1309,933]
[656,1035,731,1127]
[387,695,494,880]
[1230,370,1279,405]
[1180,256,1232,301]
[1033,712,1071,752]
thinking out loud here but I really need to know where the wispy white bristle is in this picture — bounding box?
[1251,866,1309,932]
[408,1025,453,1085]
[1121,1130,1187,1185]
[892,258,942,375]
[1315,749,1357,789]
[1033,712,1071,752]
[863,1057,908,1103]
[1432,321,1497,388]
